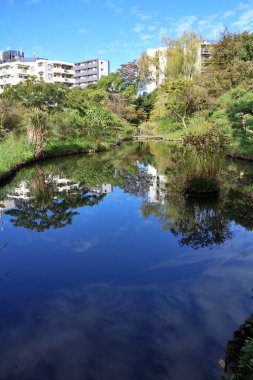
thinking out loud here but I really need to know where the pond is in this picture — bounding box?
[0,142,253,380]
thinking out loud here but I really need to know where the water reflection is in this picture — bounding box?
[3,166,109,232]
[1,142,253,248]
[142,197,233,249]
[0,263,252,380]
[0,142,253,380]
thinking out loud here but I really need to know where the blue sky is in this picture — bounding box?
[1,0,253,70]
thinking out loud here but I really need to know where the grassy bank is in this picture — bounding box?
[0,135,33,174]
[0,79,136,179]
[0,133,128,180]
[140,119,253,161]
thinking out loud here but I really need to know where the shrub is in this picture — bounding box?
[0,99,25,138]
[235,338,253,380]
[172,126,229,194]
[28,108,49,158]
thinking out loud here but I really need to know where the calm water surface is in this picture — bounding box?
[0,142,252,380]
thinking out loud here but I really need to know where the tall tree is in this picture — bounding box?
[138,52,153,90]
[209,29,253,88]
[118,60,140,90]
[97,72,124,93]
[162,31,203,80]
[2,79,67,112]
[153,79,208,128]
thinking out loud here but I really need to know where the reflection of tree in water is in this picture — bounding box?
[141,196,232,249]
[115,168,151,197]
[223,189,253,231]
[5,167,105,232]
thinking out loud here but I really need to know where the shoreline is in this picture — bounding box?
[0,138,131,186]
[0,137,252,186]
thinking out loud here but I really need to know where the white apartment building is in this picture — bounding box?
[0,59,75,93]
[146,47,167,93]
[74,58,110,88]
[146,42,213,93]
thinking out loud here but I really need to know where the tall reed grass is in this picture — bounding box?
[172,128,229,193]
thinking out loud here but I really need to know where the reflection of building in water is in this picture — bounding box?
[7,181,30,200]
[147,165,167,204]
[0,199,16,231]
[46,175,81,193]
[89,184,113,195]
[0,175,113,228]
[5,176,112,199]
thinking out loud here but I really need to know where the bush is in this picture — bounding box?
[235,338,253,380]
[172,126,229,194]
[0,99,25,138]
[186,177,220,194]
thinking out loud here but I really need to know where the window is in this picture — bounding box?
[101,68,103,71]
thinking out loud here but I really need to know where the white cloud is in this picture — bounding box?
[133,24,145,33]
[148,25,158,32]
[238,1,251,10]
[221,10,236,18]
[26,0,41,4]
[97,49,107,55]
[141,34,154,41]
[232,7,253,30]
[172,15,198,36]
[105,0,124,14]
[78,28,87,35]
[131,6,153,21]
[70,238,100,254]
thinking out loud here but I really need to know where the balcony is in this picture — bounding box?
[74,62,97,71]
[0,77,21,86]
[53,67,74,75]
[201,49,210,55]
[54,77,75,84]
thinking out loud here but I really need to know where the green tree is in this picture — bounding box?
[2,80,67,112]
[209,30,253,88]
[157,79,194,128]
[64,86,89,115]
[136,90,157,120]
[138,52,153,90]
[118,60,139,89]
[0,99,24,138]
[221,87,253,134]
[97,72,124,92]
[162,31,203,80]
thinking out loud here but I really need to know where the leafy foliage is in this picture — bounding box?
[162,31,203,80]
[171,127,229,193]
[0,99,24,138]
[28,108,49,158]
[2,79,67,112]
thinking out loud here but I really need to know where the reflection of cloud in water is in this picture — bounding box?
[111,226,128,238]
[63,238,100,254]
[0,257,252,380]
[147,230,253,272]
